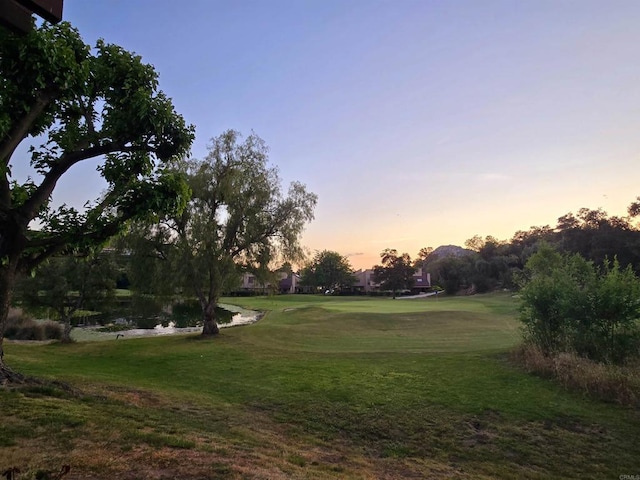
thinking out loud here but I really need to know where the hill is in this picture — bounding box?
[425,244,475,264]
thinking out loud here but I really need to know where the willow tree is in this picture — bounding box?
[127,130,317,335]
[0,22,194,381]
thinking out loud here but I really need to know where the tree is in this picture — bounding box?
[628,196,640,218]
[458,235,515,291]
[413,246,433,268]
[126,130,317,335]
[464,235,485,252]
[17,252,116,342]
[300,250,355,293]
[518,244,580,354]
[372,248,416,298]
[430,256,474,295]
[0,22,194,380]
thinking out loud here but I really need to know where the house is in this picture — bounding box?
[352,269,378,293]
[412,266,431,293]
[237,263,430,296]
[351,266,431,294]
[278,272,300,294]
[239,271,300,294]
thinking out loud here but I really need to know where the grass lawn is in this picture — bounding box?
[1,292,638,479]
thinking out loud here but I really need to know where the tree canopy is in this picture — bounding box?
[372,249,415,298]
[426,200,640,295]
[125,130,317,335]
[0,21,194,378]
[506,203,640,272]
[300,250,355,292]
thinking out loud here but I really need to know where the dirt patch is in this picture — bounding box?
[106,387,165,408]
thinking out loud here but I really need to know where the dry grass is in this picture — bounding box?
[0,384,472,480]
[511,343,640,406]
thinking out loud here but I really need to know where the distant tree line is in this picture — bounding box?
[423,199,640,295]
[300,248,422,297]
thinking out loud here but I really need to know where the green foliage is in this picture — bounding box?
[519,244,640,364]
[372,248,415,297]
[507,202,640,274]
[426,239,518,294]
[574,258,640,363]
[300,250,355,292]
[0,20,194,274]
[430,256,474,294]
[0,22,90,141]
[0,21,194,357]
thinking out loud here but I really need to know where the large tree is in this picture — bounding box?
[300,250,355,293]
[126,130,317,335]
[0,22,194,380]
[373,248,416,298]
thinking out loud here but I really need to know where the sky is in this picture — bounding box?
[15,0,640,269]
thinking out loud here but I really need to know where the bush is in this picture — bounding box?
[519,245,640,364]
[5,308,62,341]
[43,320,63,340]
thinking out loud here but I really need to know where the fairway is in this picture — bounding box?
[228,293,521,353]
[1,293,638,479]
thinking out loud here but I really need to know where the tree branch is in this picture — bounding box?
[18,142,144,222]
[0,90,55,167]
[0,176,11,211]
[20,204,141,272]
[229,209,288,258]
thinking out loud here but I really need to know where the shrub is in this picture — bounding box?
[43,321,63,340]
[5,308,62,341]
[519,245,640,364]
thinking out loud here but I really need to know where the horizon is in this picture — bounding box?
[12,1,640,271]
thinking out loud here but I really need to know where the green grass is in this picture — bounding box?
[1,292,638,479]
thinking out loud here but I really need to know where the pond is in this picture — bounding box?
[70,298,260,341]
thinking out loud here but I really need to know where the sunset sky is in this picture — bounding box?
[18,1,640,269]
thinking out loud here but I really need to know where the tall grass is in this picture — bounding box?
[511,343,640,406]
[4,308,62,341]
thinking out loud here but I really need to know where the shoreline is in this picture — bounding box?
[6,308,264,343]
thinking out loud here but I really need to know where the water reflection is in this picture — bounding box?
[72,298,260,341]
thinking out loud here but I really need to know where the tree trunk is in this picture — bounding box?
[61,318,73,343]
[0,263,24,384]
[201,302,219,336]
